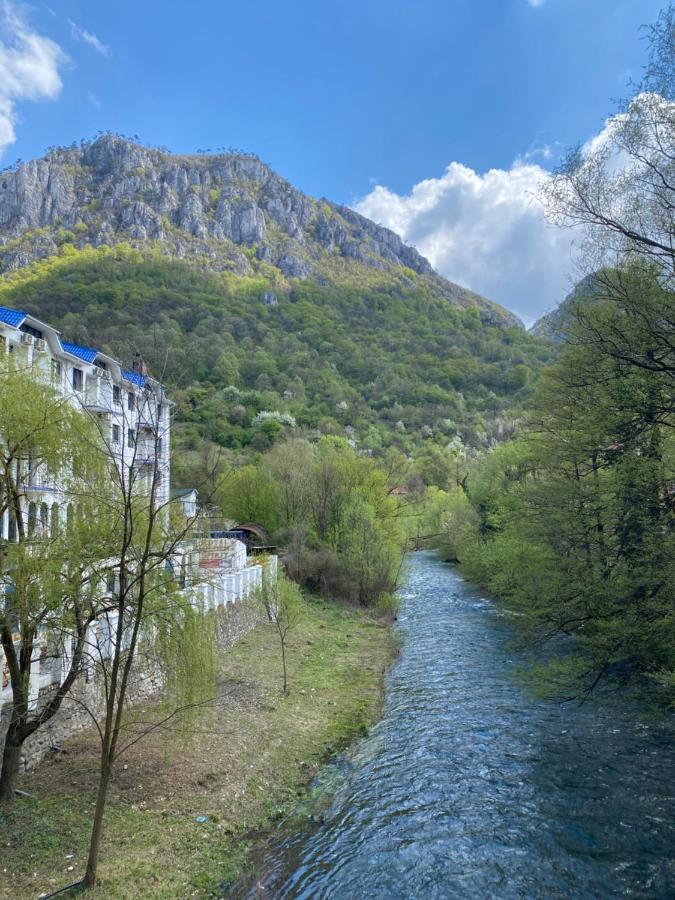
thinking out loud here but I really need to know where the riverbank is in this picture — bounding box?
[0,596,397,899]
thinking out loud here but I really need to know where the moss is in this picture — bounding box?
[0,597,396,898]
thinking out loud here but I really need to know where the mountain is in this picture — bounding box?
[0,134,517,327]
[0,136,556,461]
[530,274,603,339]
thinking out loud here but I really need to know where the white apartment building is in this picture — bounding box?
[0,303,171,705]
[1,304,270,725]
[0,303,171,546]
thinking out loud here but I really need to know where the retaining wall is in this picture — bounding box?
[0,556,277,774]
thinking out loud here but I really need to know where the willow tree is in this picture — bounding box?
[77,380,216,891]
[0,354,109,800]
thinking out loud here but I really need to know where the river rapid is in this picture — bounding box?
[241,552,675,899]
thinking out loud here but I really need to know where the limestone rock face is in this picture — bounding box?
[0,134,521,325]
[0,134,434,276]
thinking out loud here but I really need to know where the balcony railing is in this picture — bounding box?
[20,482,60,493]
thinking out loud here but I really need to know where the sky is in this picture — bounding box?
[0,0,666,324]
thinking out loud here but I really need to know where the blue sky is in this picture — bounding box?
[0,0,665,321]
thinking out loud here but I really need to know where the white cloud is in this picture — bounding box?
[354,102,651,325]
[514,143,559,165]
[354,160,577,326]
[0,1,66,155]
[68,19,110,57]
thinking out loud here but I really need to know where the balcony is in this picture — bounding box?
[84,378,120,415]
[20,482,60,494]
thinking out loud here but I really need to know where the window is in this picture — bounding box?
[7,510,17,542]
[72,367,83,391]
[127,392,135,411]
[39,503,49,533]
[113,385,121,405]
[111,424,120,444]
[27,502,37,536]
[51,359,62,382]
[127,428,135,447]
[50,503,60,536]
[157,438,163,455]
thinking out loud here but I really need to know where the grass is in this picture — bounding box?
[0,596,396,898]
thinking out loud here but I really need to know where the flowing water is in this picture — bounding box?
[240,552,675,899]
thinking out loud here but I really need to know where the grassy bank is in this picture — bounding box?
[0,596,397,899]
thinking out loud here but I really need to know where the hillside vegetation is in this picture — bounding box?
[0,244,554,458]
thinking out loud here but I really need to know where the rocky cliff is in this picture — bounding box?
[0,134,519,326]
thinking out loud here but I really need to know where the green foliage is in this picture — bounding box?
[452,267,675,703]
[220,437,406,607]
[155,598,217,722]
[431,488,481,563]
[0,245,555,460]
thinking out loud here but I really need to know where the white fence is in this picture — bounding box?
[1,540,278,713]
[192,554,278,610]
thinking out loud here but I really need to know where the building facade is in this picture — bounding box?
[0,303,172,544]
[0,304,272,739]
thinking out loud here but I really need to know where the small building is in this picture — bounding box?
[171,487,199,519]
[389,486,410,497]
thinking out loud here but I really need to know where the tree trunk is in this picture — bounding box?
[0,724,24,800]
[281,639,288,694]
[83,755,113,888]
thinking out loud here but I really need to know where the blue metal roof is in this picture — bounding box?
[61,341,99,364]
[0,305,26,328]
[122,369,146,388]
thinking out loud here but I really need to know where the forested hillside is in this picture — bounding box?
[0,244,554,460]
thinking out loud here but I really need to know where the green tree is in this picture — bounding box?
[258,568,303,694]
[0,356,110,800]
[217,463,280,530]
[79,389,216,889]
[462,291,674,698]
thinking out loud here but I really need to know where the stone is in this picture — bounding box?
[0,134,520,325]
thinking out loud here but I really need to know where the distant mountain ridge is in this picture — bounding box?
[0,134,519,327]
[529,274,603,339]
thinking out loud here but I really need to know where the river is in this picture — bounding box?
[240,552,675,899]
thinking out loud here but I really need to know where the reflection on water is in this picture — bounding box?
[239,553,675,899]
